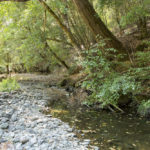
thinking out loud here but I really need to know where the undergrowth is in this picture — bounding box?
[81,39,150,113]
[138,100,150,117]
[0,78,20,92]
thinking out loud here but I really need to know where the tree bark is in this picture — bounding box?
[72,0,125,52]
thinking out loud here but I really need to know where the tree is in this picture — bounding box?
[0,0,125,53]
[0,1,70,72]
[72,0,125,52]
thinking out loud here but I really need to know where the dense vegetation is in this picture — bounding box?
[0,0,150,116]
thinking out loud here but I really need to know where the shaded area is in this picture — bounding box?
[47,104,150,150]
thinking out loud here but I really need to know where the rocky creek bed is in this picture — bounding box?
[0,80,98,150]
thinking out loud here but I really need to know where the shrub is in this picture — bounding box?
[138,100,150,117]
[0,78,20,92]
[82,41,140,110]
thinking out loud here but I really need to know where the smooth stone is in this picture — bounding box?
[24,145,32,149]
[7,109,15,115]
[15,143,22,150]
[11,114,18,122]
[2,113,11,119]
[13,138,20,143]
[26,128,36,134]
[0,138,7,143]
[40,143,49,149]
[20,137,29,144]
[30,137,37,145]
[31,116,39,121]
[1,117,9,123]
[9,132,15,138]
[1,123,9,129]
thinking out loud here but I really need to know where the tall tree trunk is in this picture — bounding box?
[72,0,125,52]
[6,65,9,75]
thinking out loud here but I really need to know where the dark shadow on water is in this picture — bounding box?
[46,104,150,150]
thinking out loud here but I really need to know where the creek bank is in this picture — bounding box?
[58,74,150,118]
[0,80,98,150]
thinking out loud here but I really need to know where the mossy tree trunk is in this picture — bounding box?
[72,0,126,52]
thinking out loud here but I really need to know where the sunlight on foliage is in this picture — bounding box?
[138,100,150,117]
[82,40,141,109]
[0,78,20,92]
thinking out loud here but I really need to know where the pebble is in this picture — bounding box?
[20,136,29,144]
[11,114,18,122]
[0,82,98,150]
[1,123,9,129]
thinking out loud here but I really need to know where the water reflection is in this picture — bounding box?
[46,106,150,150]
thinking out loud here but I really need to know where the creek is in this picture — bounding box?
[40,79,150,150]
[11,74,150,150]
[47,104,150,150]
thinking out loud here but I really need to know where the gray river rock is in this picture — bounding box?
[0,82,98,150]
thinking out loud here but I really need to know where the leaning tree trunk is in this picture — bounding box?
[38,0,82,57]
[72,0,125,52]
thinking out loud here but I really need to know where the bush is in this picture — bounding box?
[138,100,150,117]
[0,78,20,92]
[81,41,141,110]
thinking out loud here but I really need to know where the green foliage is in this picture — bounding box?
[120,0,150,27]
[82,41,140,109]
[134,39,150,67]
[135,51,150,67]
[0,1,70,73]
[0,78,20,92]
[138,100,150,117]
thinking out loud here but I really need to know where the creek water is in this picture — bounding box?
[47,105,150,150]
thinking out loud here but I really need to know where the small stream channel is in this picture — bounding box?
[46,100,150,150]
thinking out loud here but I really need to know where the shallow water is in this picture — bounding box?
[48,106,150,150]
